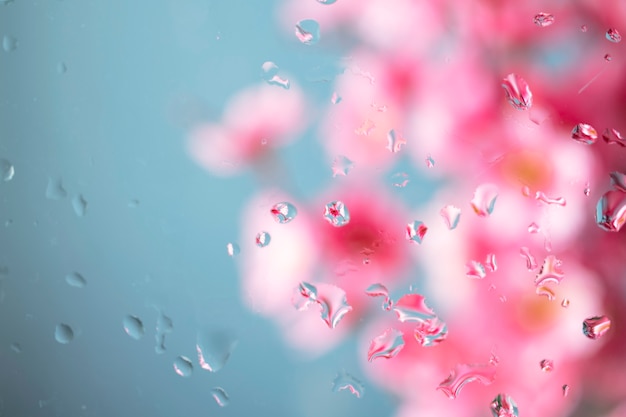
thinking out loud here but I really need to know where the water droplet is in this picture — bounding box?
[471,184,498,216]
[331,92,342,104]
[0,159,14,181]
[261,61,290,89]
[437,363,497,399]
[57,61,67,74]
[602,128,626,146]
[226,242,240,257]
[440,205,461,230]
[365,283,392,310]
[414,317,448,346]
[324,201,351,227]
[65,272,86,288]
[173,356,193,377]
[386,129,407,153]
[485,253,498,272]
[255,231,271,247]
[582,315,611,340]
[316,0,337,4]
[367,328,405,361]
[2,35,17,52]
[581,25,588,32]
[294,19,320,45]
[45,177,67,200]
[595,189,626,231]
[520,247,538,271]
[466,260,487,279]
[536,285,556,300]
[10,342,21,353]
[533,12,555,27]
[196,330,238,372]
[270,202,298,224]
[561,298,570,308]
[393,293,437,322]
[292,281,318,310]
[425,154,435,168]
[297,282,353,328]
[571,123,598,144]
[535,255,565,286]
[122,315,145,340]
[490,393,519,417]
[332,371,365,398]
[406,221,428,244]
[604,53,612,62]
[489,350,500,366]
[72,194,87,217]
[210,387,230,407]
[562,384,570,397]
[391,172,410,187]
[535,191,566,206]
[540,359,554,372]
[128,199,140,208]
[54,323,74,344]
[528,222,540,233]
[331,155,353,177]
[502,73,533,110]
[606,28,622,43]
[355,119,376,136]
[156,312,173,333]
[584,186,590,196]
[522,185,531,197]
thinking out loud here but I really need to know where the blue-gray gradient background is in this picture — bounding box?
[0,0,438,416]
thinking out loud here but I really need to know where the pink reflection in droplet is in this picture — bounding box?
[367,328,405,361]
[437,363,497,399]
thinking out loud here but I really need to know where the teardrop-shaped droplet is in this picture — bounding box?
[294,19,320,45]
[123,315,145,340]
[367,328,405,361]
[324,201,350,227]
[173,356,193,377]
[502,73,533,110]
[440,205,461,230]
[606,28,622,43]
[332,371,365,398]
[533,12,555,27]
[471,184,498,216]
[595,189,626,231]
[438,363,497,399]
[210,387,230,407]
[490,393,519,417]
[571,123,598,144]
[582,315,611,340]
[406,221,428,244]
[270,202,298,224]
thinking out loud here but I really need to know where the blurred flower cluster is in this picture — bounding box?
[187,0,626,416]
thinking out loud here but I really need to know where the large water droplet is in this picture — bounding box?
[602,128,626,146]
[533,12,555,27]
[440,205,461,230]
[386,129,407,153]
[535,255,565,286]
[393,293,437,322]
[595,189,626,231]
[255,231,271,247]
[270,202,298,224]
[571,123,598,144]
[540,359,554,372]
[295,19,320,45]
[55,323,74,344]
[2,35,17,52]
[123,315,145,340]
[606,28,622,43]
[466,260,487,279]
[332,371,365,398]
[210,387,230,407]
[519,247,538,270]
[535,191,566,206]
[46,177,67,200]
[365,283,392,311]
[173,356,193,377]
[582,315,611,340]
[331,155,353,177]
[406,221,428,244]
[0,159,14,181]
[72,194,87,217]
[502,73,533,110]
[414,317,448,347]
[196,330,238,372]
[65,272,87,288]
[324,201,351,227]
[490,393,519,417]
[261,61,290,89]
[367,328,405,361]
[298,282,353,328]
[437,363,497,399]
[471,184,498,216]
[226,242,240,257]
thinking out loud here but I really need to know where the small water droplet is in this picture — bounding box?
[522,185,531,197]
[270,202,298,224]
[466,260,487,279]
[294,19,320,45]
[595,189,626,231]
[562,384,570,397]
[606,28,622,43]
[485,253,497,272]
[437,363,497,399]
[156,312,173,333]
[255,231,271,247]
[489,350,500,366]
[581,25,588,32]
[386,129,407,153]
[414,317,448,347]
[520,247,538,271]
[72,194,87,217]
[331,155,353,177]
[440,205,461,230]
[331,92,342,104]
[561,298,570,308]
[391,172,409,187]
[316,0,337,4]
[533,12,555,27]
[226,242,240,257]
[425,154,435,168]
[502,73,533,110]
[10,342,21,353]
[536,285,556,300]
[355,119,376,136]
[535,191,566,206]
[196,330,237,372]
[540,359,554,372]
[65,272,86,288]
[210,387,230,407]
[123,315,145,340]
[406,221,428,244]
[602,128,626,146]
[365,283,393,310]
[2,35,17,52]
[0,159,14,181]
[490,393,519,417]
[324,201,351,227]
[55,323,74,344]
[535,255,565,286]
[582,315,611,340]
[571,123,598,144]
[332,371,365,398]
[261,61,290,89]
[56,61,67,74]
[528,222,540,233]
[46,177,67,200]
[584,186,590,196]
[367,328,405,361]
[173,356,193,377]
[604,53,612,62]
[471,184,498,216]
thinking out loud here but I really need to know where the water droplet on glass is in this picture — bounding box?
[602,128,626,147]
[489,350,500,366]
[331,155,353,177]
[581,25,588,32]
[122,315,145,340]
[173,356,193,377]
[72,194,87,217]
[414,317,448,347]
[425,154,435,168]
[571,123,598,144]
[255,231,271,247]
[582,315,611,340]
[2,35,17,52]
[437,363,497,399]
[528,222,540,233]
[595,189,626,231]
[466,260,487,279]
[55,323,74,344]
[440,205,461,230]
[210,387,230,407]
[540,359,554,372]
[355,119,376,136]
[584,185,590,196]
[393,293,437,322]
[604,53,612,62]
[324,201,351,227]
[520,247,538,271]
[155,311,173,354]
[367,328,405,362]
[535,191,566,206]
[502,73,533,110]
[226,242,240,257]
[0,159,14,181]
[406,221,428,244]
[535,255,565,286]
[331,92,342,104]
[65,272,86,288]
[386,129,407,153]
[57,61,67,74]
[10,342,21,353]
[270,202,298,224]
[196,330,238,372]
[561,298,570,308]
[562,384,570,397]
[490,393,519,417]
[292,281,318,310]
[297,282,352,328]
[536,285,556,300]
[127,199,140,208]
[522,185,531,197]
[316,0,337,4]
[471,184,498,216]
[391,172,409,187]
[485,253,498,272]
[261,61,290,89]
[533,12,555,27]
[46,177,67,200]
[294,19,320,45]
[332,371,365,398]
[365,283,392,310]
[606,28,622,43]
[610,172,626,191]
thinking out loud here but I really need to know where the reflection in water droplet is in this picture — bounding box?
[57,61,67,74]
[540,359,554,372]
[393,294,436,322]
[606,28,622,43]
[414,317,448,347]
[367,328,405,361]
[123,315,145,340]
[535,255,564,286]
[294,19,320,45]
[466,260,486,279]
[324,201,350,227]
[72,194,87,217]
[386,129,407,153]
[0,159,14,181]
[490,393,519,417]
[2,35,17,52]
[331,155,353,177]
[502,73,533,110]
[46,177,67,200]
[173,356,193,377]
[65,272,87,288]
[196,330,238,372]
[255,231,271,247]
[533,12,555,27]
[603,129,626,146]
[226,242,240,257]
[520,247,538,271]
[485,253,497,272]
[535,191,566,206]
[440,205,461,230]
[595,189,626,231]
[270,202,298,224]
[471,184,498,216]
[210,387,230,407]
[438,363,497,399]
[55,323,74,344]
[582,315,611,340]
[561,298,570,308]
[571,123,598,144]
[365,283,392,310]
[406,221,427,244]
[332,371,365,398]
